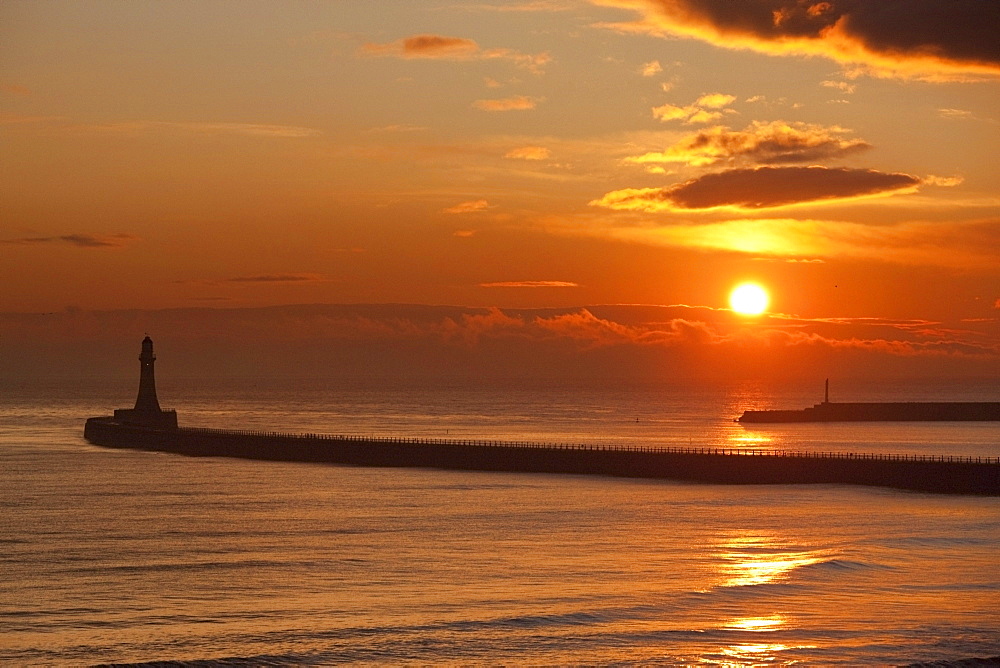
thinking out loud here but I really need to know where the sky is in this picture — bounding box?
[2,1,999,384]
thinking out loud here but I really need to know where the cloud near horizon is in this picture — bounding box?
[593,0,1000,79]
[625,121,871,167]
[591,166,921,211]
[4,304,996,382]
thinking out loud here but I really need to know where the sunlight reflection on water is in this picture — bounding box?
[724,615,786,632]
[719,642,794,664]
[716,533,829,588]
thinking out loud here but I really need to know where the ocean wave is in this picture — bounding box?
[797,557,893,573]
[49,557,334,577]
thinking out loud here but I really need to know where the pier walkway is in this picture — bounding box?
[184,426,1000,465]
[84,418,1000,496]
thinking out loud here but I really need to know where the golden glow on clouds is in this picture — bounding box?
[599,218,1000,268]
[651,92,736,124]
[624,121,870,167]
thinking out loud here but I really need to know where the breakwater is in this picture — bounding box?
[738,401,1000,423]
[84,417,1000,496]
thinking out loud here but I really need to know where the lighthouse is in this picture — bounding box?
[113,337,178,429]
[134,336,162,412]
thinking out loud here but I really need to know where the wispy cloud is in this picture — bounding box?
[226,273,327,283]
[1,117,322,138]
[479,280,579,288]
[652,92,736,124]
[361,34,550,73]
[456,0,575,11]
[0,114,66,125]
[1,83,31,96]
[504,145,551,160]
[87,121,321,138]
[365,124,428,133]
[472,95,539,111]
[822,80,856,94]
[443,199,491,214]
[939,108,974,120]
[365,34,479,58]
[1,233,138,248]
[640,60,663,76]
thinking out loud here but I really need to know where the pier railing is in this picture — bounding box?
[177,425,1000,465]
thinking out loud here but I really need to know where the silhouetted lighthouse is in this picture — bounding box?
[134,336,162,412]
[113,337,178,429]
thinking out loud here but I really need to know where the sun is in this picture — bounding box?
[729,282,769,316]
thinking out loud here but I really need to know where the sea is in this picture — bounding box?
[2,376,999,666]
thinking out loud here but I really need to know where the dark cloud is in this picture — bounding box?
[838,0,999,66]
[592,166,920,211]
[607,0,1000,77]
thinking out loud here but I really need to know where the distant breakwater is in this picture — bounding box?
[83,417,1000,496]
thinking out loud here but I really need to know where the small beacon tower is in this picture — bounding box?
[114,336,178,429]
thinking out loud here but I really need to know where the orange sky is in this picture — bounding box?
[2,1,998,382]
